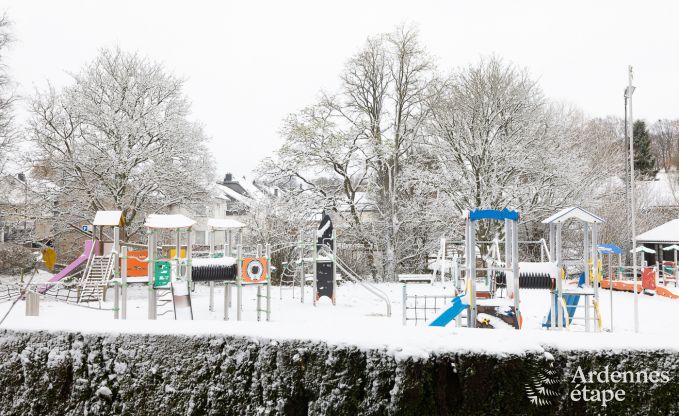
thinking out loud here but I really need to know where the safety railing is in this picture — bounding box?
[319,247,391,317]
[401,284,457,326]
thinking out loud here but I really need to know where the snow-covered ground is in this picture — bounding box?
[1,279,678,357]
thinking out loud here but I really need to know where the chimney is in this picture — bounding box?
[224,173,232,183]
[17,173,26,183]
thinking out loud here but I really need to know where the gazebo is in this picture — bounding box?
[635,219,679,266]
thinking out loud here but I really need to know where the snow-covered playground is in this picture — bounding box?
[2,206,679,356]
[2,277,679,356]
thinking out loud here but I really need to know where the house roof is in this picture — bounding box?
[640,170,679,208]
[145,214,196,229]
[636,219,679,244]
[541,207,604,224]
[93,211,125,226]
[207,218,246,230]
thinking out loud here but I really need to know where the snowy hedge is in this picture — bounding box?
[0,329,676,415]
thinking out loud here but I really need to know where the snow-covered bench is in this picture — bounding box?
[398,274,433,284]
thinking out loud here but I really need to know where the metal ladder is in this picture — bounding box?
[78,255,113,303]
[155,285,175,318]
[279,246,308,300]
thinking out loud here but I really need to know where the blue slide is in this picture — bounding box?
[430,295,468,327]
[543,272,585,328]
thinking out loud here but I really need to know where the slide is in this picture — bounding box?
[656,287,679,299]
[430,295,468,327]
[319,249,391,317]
[171,281,194,320]
[543,272,584,328]
[38,240,95,294]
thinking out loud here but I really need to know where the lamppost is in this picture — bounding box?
[625,66,639,333]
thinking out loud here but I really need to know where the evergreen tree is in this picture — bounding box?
[632,120,656,179]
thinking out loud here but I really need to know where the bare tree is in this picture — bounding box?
[651,119,679,172]
[0,14,15,174]
[27,48,214,241]
[261,25,433,280]
[426,57,597,243]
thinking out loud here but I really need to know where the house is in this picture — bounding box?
[639,169,679,210]
[0,173,53,244]
[170,173,279,246]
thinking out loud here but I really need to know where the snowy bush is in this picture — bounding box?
[0,329,676,415]
[0,243,35,275]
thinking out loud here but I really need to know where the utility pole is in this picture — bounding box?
[625,66,639,333]
[624,91,631,265]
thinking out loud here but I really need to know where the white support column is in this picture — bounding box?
[208,228,214,312]
[468,218,477,328]
[512,220,520,327]
[147,231,156,320]
[175,228,181,280]
[312,240,318,307]
[555,223,563,329]
[332,229,337,305]
[224,284,230,321]
[236,244,242,321]
[549,223,556,330]
[266,243,271,322]
[675,250,678,288]
[256,285,262,322]
[584,294,591,332]
[592,224,599,309]
[113,282,120,320]
[583,222,590,288]
[187,228,193,287]
[609,254,613,332]
[300,238,305,304]
[256,244,262,321]
[113,226,120,280]
[121,246,128,320]
[402,284,407,326]
[504,219,510,267]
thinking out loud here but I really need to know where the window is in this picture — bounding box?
[194,230,206,245]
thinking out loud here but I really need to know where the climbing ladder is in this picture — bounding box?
[279,245,310,300]
[155,285,175,318]
[78,255,114,304]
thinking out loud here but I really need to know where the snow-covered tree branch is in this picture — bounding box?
[27,48,214,240]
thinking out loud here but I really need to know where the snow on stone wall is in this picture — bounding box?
[0,329,676,415]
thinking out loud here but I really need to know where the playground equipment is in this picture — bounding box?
[661,245,679,287]
[543,272,601,330]
[143,214,195,320]
[602,245,679,300]
[78,211,125,304]
[202,218,244,313]
[429,236,552,289]
[35,211,125,306]
[277,212,391,317]
[189,218,271,321]
[597,244,623,331]
[542,207,603,332]
[426,208,522,329]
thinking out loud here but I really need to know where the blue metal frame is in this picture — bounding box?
[597,244,622,255]
[469,208,520,222]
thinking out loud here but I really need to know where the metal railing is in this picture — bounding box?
[401,285,457,326]
[319,247,391,317]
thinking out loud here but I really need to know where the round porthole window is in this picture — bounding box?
[246,259,264,281]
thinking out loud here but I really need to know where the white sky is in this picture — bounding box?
[3,0,679,176]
